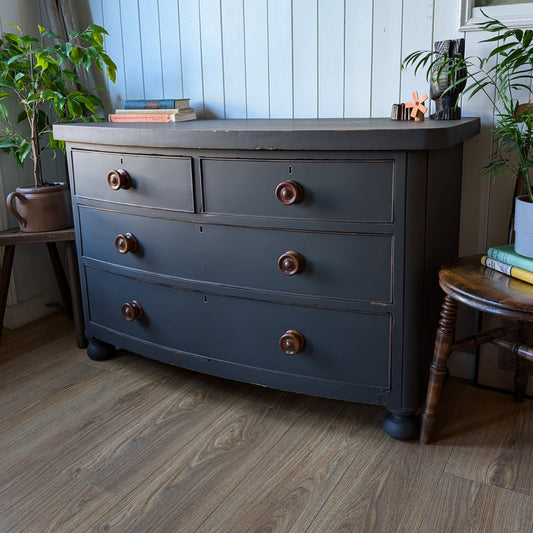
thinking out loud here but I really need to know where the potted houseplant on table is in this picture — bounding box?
[403,14,533,256]
[0,22,116,232]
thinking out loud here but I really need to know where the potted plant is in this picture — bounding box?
[403,14,533,256]
[0,22,116,232]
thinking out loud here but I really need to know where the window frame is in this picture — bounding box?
[459,0,533,30]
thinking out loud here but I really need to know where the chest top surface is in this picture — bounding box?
[54,117,480,151]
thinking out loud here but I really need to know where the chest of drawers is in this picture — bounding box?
[54,118,479,440]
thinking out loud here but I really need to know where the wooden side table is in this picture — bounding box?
[420,255,533,444]
[0,227,86,348]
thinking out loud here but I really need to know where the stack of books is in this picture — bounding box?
[108,98,196,123]
[482,244,533,284]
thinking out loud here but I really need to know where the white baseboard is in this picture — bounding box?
[3,291,63,330]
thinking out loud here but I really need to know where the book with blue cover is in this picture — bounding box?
[123,98,190,110]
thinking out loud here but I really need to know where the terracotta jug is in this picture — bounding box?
[6,183,73,232]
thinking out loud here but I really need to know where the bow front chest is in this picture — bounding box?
[54,118,479,439]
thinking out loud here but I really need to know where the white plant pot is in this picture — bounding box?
[514,195,533,258]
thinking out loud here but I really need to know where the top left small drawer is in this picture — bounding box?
[71,150,194,212]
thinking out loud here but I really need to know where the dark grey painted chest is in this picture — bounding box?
[54,118,480,439]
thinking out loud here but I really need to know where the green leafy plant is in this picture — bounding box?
[403,13,533,202]
[0,23,116,187]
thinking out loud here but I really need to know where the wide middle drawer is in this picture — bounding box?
[79,206,394,304]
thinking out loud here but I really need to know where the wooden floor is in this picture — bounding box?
[2,314,533,533]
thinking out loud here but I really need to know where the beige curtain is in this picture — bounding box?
[42,0,78,39]
[42,0,93,89]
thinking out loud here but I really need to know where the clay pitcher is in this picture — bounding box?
[6,183,73,232]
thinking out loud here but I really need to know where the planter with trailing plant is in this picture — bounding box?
[404,14,533,256]
[0,22,116,232]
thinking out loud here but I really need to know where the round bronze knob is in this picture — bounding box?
[115,233,138,254]
[107,169,131,190]
[121,300,143,322]
[278,250,305,276]
[279,329,305,355]
[275,180,303,205]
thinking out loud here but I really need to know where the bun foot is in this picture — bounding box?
[383,411,419,441]
[87,338,117,361]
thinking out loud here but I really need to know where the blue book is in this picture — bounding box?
[123,98,190,110]
[486,243,533,272]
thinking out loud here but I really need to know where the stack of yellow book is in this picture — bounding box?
[482,244,533,284]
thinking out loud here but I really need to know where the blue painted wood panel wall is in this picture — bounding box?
[78,0,439,119]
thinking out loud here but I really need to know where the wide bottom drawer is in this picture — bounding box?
[85,267,392,389]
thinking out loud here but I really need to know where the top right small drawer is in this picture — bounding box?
[200,158,398,223]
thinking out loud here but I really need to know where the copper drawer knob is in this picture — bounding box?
[107,169,131,190]
[278,250,305,276]
[121,300,143,322]
[275,180,303,205]
[279,329,305,355]
[115,233,138,254]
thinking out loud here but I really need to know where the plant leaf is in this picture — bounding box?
[0,103,9,122]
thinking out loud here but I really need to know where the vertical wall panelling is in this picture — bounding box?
[399,0,434,111]
[268,0,293,118]
[318,0,344,118]
[292,0,318,118]
[120,0,144,102]
[344,0,373,118]
[371,0,404,117]
[139,0,164,99]
[0,0,37,229]
[221,0,247,118]
[243,0,269,117]
[458,32,497,256]
[0,1,29,232]
[158,0,183,100]
[0,0,24,29]
[199,0,225,118]
[179,0,205,117]
[433,0,462,42]
[101,0,127,110]
[485,64,533,249]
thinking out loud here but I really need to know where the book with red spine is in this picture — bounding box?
[108,111,197,123]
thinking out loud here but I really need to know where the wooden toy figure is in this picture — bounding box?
[405,91,428,121]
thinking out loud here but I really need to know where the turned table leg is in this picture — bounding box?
[46,241,73,319]
[65,241,87,349]
[515,323,533,403]
[420,294,458,444]
[0,245,15,341]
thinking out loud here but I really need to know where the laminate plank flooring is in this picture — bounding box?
[1,314,533,533]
